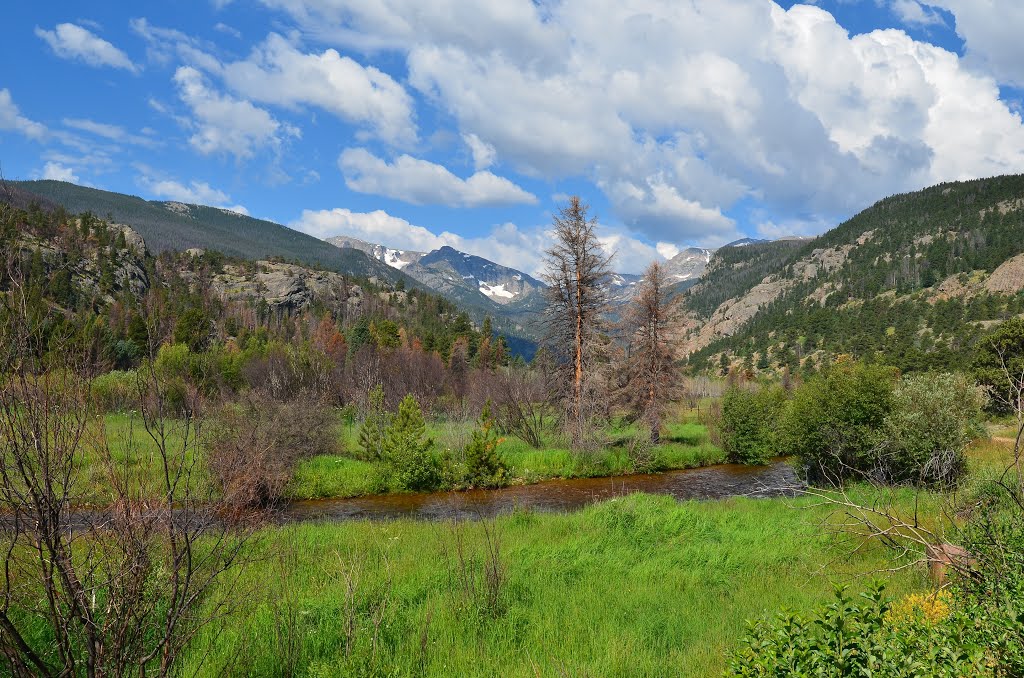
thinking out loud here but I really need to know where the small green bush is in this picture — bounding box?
[727,585,987,676]
[779,360,898,484]
[91,369,140,412]
[719,385,786,465]
[357,385,390,461]
[879,372,986,486]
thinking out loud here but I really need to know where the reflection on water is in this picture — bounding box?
[283,460,802,523]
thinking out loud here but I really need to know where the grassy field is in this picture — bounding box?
[180,492,926,677]
[25,420,1022,676]
[77,412,206,505]
[175,437,1018,677]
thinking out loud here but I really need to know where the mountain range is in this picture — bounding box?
[10,175,1024,375]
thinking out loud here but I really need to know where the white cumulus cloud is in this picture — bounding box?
[173,66,299,160]
[221,33,416,146]
[338,148,537,208]
[36,23,139,72]
[263,0,1024,247]
[928,0,1024,87]
[139,175,249,214]
[0,89,47,140]
[37,162,80,183]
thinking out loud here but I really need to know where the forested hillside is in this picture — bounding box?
[683,175,1024,374]
[9,180,406,283]
[0,198,514,388]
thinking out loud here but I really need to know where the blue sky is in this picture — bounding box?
[2,1,1024,274]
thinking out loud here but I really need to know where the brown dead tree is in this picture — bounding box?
[542,196,612,450]
[618,261,683,443]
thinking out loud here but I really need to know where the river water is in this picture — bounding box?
[282,459,801,522]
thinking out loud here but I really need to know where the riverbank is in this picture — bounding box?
[284,459,799,522]
[288,418,724,500]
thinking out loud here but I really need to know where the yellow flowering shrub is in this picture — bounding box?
[886,590,952,626]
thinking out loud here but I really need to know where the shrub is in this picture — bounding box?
[879,372,986,486]
[206,390,337,509]
[727,585,987,676]
[779,360,898,484]
[382,394,441,491]
[974,315,1024,414]
[463,401,508,488]
[958,511,1024,674]
[719,385,787,465]
[91,369,141,412]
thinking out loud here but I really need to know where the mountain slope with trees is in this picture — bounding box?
[682,174,1024,374]
[9,180,406,283]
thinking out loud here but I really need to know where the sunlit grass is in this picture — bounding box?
[180,491,926,677]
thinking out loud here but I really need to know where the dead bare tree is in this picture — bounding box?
[492,366,547,448]
[617,261,683,443]
[0,259,249,677]
[542,196,612,451]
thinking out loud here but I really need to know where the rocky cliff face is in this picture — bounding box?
[208,261,370,312]
[662,247,713,283]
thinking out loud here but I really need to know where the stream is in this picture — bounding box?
[282,459,802,522]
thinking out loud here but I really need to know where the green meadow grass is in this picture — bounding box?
[181,491,926,677]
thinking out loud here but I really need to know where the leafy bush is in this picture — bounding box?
[463,402,508,488]
[974,315,1024,414]
[958,512,1024,675]
[719,385,787,465]
[382,394,441,491]
[727,585,987,676]
[779,360,898,484]
[879,372,986,486]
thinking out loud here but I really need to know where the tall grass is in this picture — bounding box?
[180,492,924,677]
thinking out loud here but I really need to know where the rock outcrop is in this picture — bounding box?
[211,261,364,312]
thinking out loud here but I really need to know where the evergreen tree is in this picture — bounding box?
[357,385,390,461]
[463,401,506,487]
[383,394,439,491]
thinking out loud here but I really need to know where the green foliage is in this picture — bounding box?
[463,401,508,487]
[879,372,986,485]
[974,315,1024,414]
[382,394,441,491]
[959,512,1024,675]
[720,385,786,465]
[91,370,141,412]
[173,308,210,352]
[779,360,898,484]
[357,385,390,461]
[727,585,987,677]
